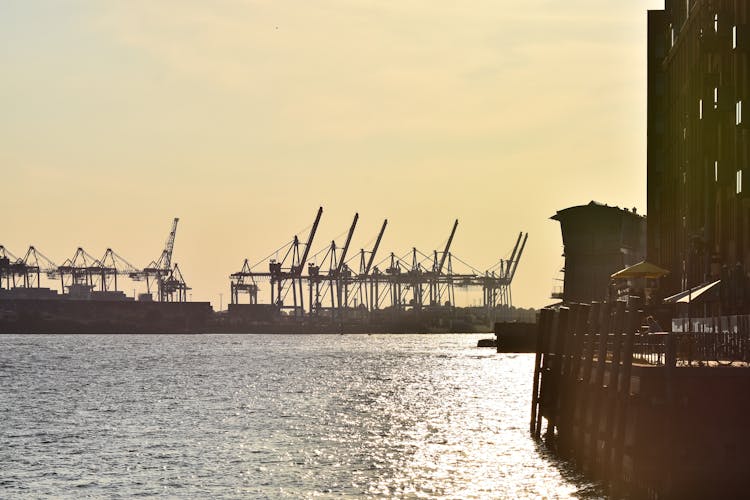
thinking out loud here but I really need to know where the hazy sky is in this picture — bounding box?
[2,0,664,309]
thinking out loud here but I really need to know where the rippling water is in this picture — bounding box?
[0,334,600,498]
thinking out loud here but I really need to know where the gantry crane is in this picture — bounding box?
[305,212,358,318]
[348,219,387,311]
[98,248,141,292]
[429,219,459,307]
[229,210,528,319]
[56,247,102,294]
[138,218,186,302]
[0,246,20,290]
[230,207,323,314]
[482,231,528,309]
[1,246,56,290]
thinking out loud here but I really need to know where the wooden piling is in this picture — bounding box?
[530,308,552,436]
[586,302,611,476]
[535,309,557,439]
[559,303,589,460]
[575,302,600,470]
[545,306,570,448]
[609,308,639,495]
[556,304,580,457]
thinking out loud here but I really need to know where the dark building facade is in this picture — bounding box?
[552,202,646,304]
[648,1,750,296]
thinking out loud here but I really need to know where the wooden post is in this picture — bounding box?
[546,306,570,448]
[588,301,619,479]
[536,307,557,439]
[576,302,600,470]
[601,301,626,485]
[530,308,552,436]
[556,304,581,458]
[610,308,639,495]
[560,303,589,461]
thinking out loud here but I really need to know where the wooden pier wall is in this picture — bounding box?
[531,304,750,499]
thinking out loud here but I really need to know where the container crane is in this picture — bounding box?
[350,219,387,311]
[230,207,323,313]
[22,246,57,288]
[334,213,358,312]
[0,246,19,289]
[98,248,141,292]
[140,218,182,302]
[430,219,458,306]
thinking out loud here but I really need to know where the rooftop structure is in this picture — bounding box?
[551,201,646,304]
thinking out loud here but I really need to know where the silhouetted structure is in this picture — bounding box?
[551,202,646,304]
[229,207,528,322]
[648,1,750,298]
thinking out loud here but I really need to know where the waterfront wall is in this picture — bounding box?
[531,303,750,499]
[0,299,213,334]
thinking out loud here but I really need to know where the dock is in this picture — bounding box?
[531,303,750,499]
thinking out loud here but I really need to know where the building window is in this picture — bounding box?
[737,100,743,126]
[671,24,675,47]
[733,25,737,49]
[715,160,719,182]
[737,170,743,194]
[714,87,719,109]
[714,14,719,33]
[699,99,703,119]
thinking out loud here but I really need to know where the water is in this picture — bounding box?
[0,334,600,498]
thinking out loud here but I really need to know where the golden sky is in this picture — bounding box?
[1,0,664,308]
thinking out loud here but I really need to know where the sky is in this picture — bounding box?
[1,0,665,309]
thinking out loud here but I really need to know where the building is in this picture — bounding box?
[647,1,750,298]
[552,201,646,304]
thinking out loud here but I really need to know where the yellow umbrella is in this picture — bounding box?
[610,261,670,280]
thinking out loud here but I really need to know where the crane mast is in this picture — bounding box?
[508,233,528,281]
[437,220,459,275]
[336,213,359,275]
[364,219,387,276]
[295,207,323,276]
[158,218,179,272]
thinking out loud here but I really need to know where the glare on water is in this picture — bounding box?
[0,334,601,498]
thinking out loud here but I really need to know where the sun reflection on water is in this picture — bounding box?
[1,334,601,498]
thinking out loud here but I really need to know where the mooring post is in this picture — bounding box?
[536,308,557,439]
[588,301,613,476]
[546,306,570,448]
[556,304,580,458]
[576,302,600,469]
[662,317,678,496]
[530,308,551,436]
[610,307,639,496]
[602,301,626,486]
[562,303,589,463]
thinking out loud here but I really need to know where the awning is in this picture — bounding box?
[610,261,670,280]
[663,280,721,304]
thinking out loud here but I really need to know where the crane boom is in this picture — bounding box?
[364,219,387,275]
[505,232,523,278]
[336,213,359,274]
[436,219,458,275]
[0,245,21,261]
[296,207,323,276]
[159,218,179,271]
[508,233,528,281]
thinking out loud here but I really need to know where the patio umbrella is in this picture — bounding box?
[610,261,670,280]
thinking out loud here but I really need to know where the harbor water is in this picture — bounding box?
[0,334,601,498]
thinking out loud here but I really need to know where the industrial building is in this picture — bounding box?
[647,1,750,302]
[551,202,646,304]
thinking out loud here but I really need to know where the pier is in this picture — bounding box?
[531,303,750,499]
